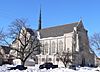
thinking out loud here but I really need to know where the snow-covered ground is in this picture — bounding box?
[0,64,100,72]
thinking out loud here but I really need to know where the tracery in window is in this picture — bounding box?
[44,42,48,54]
[58,40,63,53]
[52,41,55,54]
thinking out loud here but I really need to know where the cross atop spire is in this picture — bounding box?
[38,7,42,30]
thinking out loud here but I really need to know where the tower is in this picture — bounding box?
[38,8,42,30]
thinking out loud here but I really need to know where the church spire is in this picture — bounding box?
[38,7,42,30]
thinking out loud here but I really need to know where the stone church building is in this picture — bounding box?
[37,19,95,66]
[9,19,95,66]
[9,10,95,66]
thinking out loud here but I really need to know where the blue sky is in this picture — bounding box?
[0,0,100,55]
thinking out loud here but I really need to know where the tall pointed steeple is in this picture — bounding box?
[38,7,42,30]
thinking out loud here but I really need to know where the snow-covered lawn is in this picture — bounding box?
[0,64,100,72]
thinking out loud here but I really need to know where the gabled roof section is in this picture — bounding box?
[0,45,10,54]
[12,28,35,44]
[77,20,86,32]
[26,28,35,35]
[39,22,79,38]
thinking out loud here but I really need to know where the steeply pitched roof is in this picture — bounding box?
[1,46,10,54]
[26,28,35,35]
[39,22,79,38]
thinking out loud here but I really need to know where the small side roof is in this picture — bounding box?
[0,45,10,54]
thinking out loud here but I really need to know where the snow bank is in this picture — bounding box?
[0,64,100,72]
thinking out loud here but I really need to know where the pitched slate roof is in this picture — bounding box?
[0,46,10,54]
[26,28,35,35]
[39,22,79,38]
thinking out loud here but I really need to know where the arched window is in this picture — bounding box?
[44,42,48,54]
[49,45,51,55]
[58,40,63,53]
[52,41,55,54]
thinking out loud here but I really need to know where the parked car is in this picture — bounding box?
[39,62,58,69]
[8,65,27,70]
[69,65,76,70]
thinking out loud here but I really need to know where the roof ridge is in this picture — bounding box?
[41,22,79,30]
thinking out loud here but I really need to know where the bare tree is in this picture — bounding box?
[0,30,3,41]
[0,29,6,45]
[0,19,28,45]
[56,49,74,68]
[90,32,100,54]
[8,19,28,39]
[1,19,41,66]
